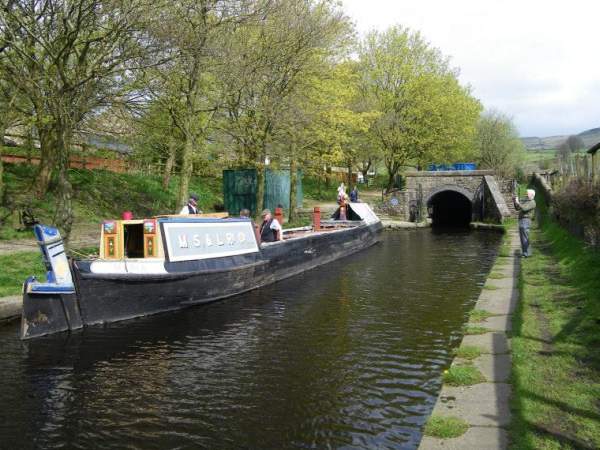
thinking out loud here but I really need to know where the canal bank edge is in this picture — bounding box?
[419,226,520,450]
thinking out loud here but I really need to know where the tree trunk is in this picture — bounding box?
[0,124,4,205]
[346,160,353,190]
[289,153,297,222]
[178,131,194,210]
[162,140,176,191]
[325,165,332,189]
[54,128,74,241]
[36,127,56,197]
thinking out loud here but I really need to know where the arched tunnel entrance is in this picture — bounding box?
[428,190,472,227]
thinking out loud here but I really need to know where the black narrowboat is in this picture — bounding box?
[21,203,382,339]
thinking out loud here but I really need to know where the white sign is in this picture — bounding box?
[162,221,259,262]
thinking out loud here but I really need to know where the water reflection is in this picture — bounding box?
[0,229,501,449]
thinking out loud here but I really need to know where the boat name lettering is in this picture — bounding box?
[178,231,247,249]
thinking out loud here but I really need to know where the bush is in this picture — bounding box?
[553,180,600,245]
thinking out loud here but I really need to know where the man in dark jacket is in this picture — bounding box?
[179,193,202,215]
[259,209,282,243]
[514,189,536,257]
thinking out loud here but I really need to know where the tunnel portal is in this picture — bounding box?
[428,190,472,227]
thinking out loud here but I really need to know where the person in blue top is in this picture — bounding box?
[349,186,359,202]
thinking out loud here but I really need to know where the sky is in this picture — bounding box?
[342,0,600,137]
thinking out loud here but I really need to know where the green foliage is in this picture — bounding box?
[454,345,483,360]
[358,26,481,189]
[0,163,222,234]
[302,176,338,201]
[424,416,469,438]
[443,364,485,386]
[475,110,525,178]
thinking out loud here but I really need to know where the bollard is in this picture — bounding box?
[313,206,321,231]
[274,207,284,225]
[122,211,133,220]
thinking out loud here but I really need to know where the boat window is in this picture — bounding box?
[124,223,145,258]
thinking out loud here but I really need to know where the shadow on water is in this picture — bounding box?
[0,230,502,450]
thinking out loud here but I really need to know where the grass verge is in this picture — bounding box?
[0,251,45,297]
[443,364,486,386]
[510,201,600,448]
[424,415,469,438]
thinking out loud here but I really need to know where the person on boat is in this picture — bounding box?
[513,189,536,257]
[349,186,359,203]
[240,208,262,244]
[179,194,202,215]
[259,209,282,242]
[337,183,346,205]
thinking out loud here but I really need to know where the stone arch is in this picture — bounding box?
[425,184,475,205]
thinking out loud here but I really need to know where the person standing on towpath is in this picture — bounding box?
[514,188,536,257]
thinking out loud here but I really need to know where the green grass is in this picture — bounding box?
[0,251,45,297]
[454,345,483,360]
[0,163,223,239]
[510,193,600,449]
[443,364,486,386]
[464,325,489,335]
[424,415,469,438]
[469,309,494,322]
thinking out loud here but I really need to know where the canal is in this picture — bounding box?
[0,229,501,449]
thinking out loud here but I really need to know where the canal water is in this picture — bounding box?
[0,229,501,449]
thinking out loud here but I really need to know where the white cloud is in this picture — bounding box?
[342,0,600,137]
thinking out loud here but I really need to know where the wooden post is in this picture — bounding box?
[313,206,321,231]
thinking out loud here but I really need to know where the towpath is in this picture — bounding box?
[419,229,521,450]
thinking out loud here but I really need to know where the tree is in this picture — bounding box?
[475,110,525,178]
[0,0,155,238]
[566,135,585,152]
[219,0,351,214]
[145,0,271,209]
[358,25,480,191]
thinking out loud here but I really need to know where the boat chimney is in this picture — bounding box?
[313,206,321,231]
[275,207,284,225]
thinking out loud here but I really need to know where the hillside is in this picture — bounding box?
[521,127,600,150]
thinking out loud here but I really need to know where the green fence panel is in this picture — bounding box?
[223,169,257,216]
[223,169,303,216]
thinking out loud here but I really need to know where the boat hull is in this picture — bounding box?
[22,222,382,338]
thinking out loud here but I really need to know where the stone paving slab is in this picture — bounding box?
[419,426,508,450]
[471,354,512,383]
[472,314,512,332]
[0,295,22,323]
[461,332,510,354]
[475,291,517,315]
[432,383,512,427]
